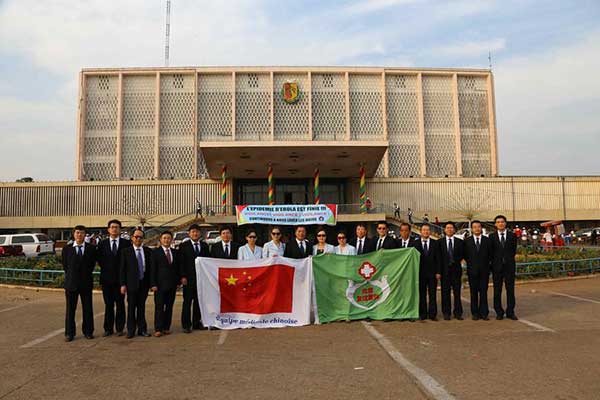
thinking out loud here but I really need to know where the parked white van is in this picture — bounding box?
[0,234,55,258]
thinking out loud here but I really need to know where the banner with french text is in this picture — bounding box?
[235,204,337,226]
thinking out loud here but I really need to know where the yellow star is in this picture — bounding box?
[225,274,238,286]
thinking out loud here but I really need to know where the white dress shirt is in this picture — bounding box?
[263,240,285,257]
[399,238,411,248]
[335,244,356,255]
[237,244,263,260]
[72,241,85,255]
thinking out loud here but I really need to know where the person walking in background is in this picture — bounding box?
[423,213,430,223]
[238,229,263,260]
[335,231,356,255]
[408,208,414,224]
[263,226,285,257]
[393,202,401,218]
[120,228,152,338]
[62,225,97,342]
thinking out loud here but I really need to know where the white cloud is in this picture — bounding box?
[437,38,506,58]
[343,0,425,15]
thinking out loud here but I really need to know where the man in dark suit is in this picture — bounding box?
[440,222,465,320]
[150,231,184,337]
[490,215,518,320]
[62,225,97,341]
[96,219,131,337]
[284,226,313,259]
[463,220,492,320]
[210,226,240,259]
[396,222,416,248]
[413,224,441,321]
[373,221,397,251]
[179,224,210,333]
[120,228,152,338]
[349,223,375,255]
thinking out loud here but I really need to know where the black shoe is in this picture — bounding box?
[183,328,192,334]
[507,314,518,320]
[496,315,504,320]
[443,315,451,321]
[472,315,480,321]
[84,334,94,340]
[116,331,124,337]
[102,331,112,337]
[65,335,74,342]
[192,324,203,330]
[481,316,489,321]
[429,316,437,321]
[455,315,463,320]
[126,333,135,339]
[419,316,426,321]
[139,332,151,337]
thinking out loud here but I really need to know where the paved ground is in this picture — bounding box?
[0,276,599,400]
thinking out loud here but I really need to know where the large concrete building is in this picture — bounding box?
[1,66,599,236]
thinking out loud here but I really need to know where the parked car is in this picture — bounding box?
[173,231,190,248]
[0,234,54,257]
[205,230,221,246]
[0,242,25,257]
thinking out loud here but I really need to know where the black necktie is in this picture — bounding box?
[476,238,480,251]
[377,238,383,250]
[225,244,229,257]
[299,241,305,255]
[448,239,453,259]
[500,233,506,247]
[357,240,363,255]
[111,240,117,255]
[194,243,200,256]
[423,241,428,255]
[77,245,83,257]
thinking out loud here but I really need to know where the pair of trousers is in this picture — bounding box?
[65,289,94,337]
[154,289,176,332]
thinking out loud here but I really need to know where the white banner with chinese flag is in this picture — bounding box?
[196,256,312,329]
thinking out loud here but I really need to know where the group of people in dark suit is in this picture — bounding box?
[62,215,518,340]
[62,221,241,341]
[347,217,518,321]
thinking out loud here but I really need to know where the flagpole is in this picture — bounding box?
[359,164,366,214]
[221,164,227,214]
[267,164,274,205]
[314,166,320,205]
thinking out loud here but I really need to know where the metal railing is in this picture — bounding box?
[0,268,100,287]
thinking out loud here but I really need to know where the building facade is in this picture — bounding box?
[77,66,497,184]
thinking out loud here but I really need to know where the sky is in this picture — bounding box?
[0,0,599,181]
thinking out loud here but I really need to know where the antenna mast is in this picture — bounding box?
[164,0,171,67]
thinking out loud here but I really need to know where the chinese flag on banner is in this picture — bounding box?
[218,265,295,314]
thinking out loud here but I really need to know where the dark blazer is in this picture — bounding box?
[96,237,131,286]
[120,245,152,291]
[179,240,210,285]
[210,241,240,259]
[62,243,97,292]
[489,231,517,272]
[283,239,313,259]
[440,236,465,272]
[372,235,398,250]
[464,235,492,276]
[396,237,417,249]
[413,238,441,277]
[349,237,376,254]
[150,247,182,291]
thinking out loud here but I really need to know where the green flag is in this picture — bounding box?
[312,248,420,323]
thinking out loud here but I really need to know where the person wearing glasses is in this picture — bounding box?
[374,221,397,251]
[263,226,285,257]
[313,228,335,255]
[238,229,263,260]
[335,231,356,255]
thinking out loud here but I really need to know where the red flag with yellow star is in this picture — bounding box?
[218,265,294,314]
